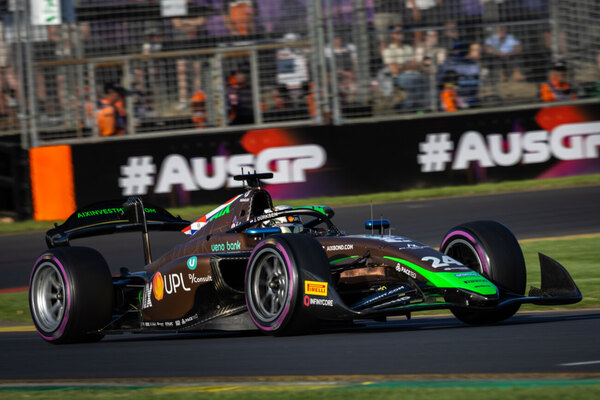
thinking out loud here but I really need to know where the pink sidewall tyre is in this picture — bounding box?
[29,247,113,344]
[440,221,526,325]
[245,234,328,336]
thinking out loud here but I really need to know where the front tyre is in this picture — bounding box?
[29,247,113,344]
[245,234,329,335]
[440,221,526,325]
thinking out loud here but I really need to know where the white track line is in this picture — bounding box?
[559,360,600,367]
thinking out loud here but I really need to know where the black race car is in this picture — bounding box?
[29,173,581,343]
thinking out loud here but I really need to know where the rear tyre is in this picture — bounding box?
[440,221,526,325]
[245,234,329,335]
[29,247,113,344]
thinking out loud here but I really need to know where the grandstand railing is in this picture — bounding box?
[0,0,598,146]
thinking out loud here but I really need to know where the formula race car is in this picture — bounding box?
[29,173,582,343]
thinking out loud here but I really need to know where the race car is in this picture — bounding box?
[29,173,582,343]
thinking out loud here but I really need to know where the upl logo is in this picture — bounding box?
[152,272,191,300]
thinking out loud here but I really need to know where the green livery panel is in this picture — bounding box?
[384,256,498,296]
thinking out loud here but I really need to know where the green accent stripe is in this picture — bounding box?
[329,256,359,264]
[292,206,328,215]
[384,256,498,296]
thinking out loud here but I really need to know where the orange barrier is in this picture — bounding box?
[29,145,76,221]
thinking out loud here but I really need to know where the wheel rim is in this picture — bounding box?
[249,248,289,323]
[444,238,485,274]
[31,261,67,332]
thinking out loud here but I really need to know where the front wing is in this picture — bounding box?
[300,253,582,321]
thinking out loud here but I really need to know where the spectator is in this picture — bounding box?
[114,85,128,124]
[0,26,17,128]
[133,26,163,117]
[374,62,403,111]
[227,70,254,125]
[467,42,482,64]
[540,61,577,102]
[170,15,208,48]
[325,36,358,104]
[437,42,480,106]
[405,0,444,45]
[376,62,401,97]
[223,0,256,39]
[169,16,208,110]
[3,88,18,129]
[47,24,83,120]
[373,1,405,44]
[97,83,127,136]
[192,0,229,43]
[483,25,522,82]
[438,20,463,52]
[406,0,443,25]
[381,25,427,110]
[302,81,318,120]
[2,14,62,122]
[276,33,309,90]
[415,29,447,70]
[271,85,291,110]
[191,89,207,128]
[440,70,467,111]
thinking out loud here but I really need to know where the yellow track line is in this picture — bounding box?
[0,325,35,333]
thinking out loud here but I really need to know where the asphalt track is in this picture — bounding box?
[1,185,599,289]
[0,311,599,380]
[0,186,599,382]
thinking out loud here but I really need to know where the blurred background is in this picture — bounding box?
[1,0,598,139]
[0,0,599,219]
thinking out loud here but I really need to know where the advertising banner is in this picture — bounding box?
[31,0,62,25]
[70,103,600,209]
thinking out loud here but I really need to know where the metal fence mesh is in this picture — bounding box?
[0,0,598,144]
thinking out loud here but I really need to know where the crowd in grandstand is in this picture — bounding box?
[0,0,598,135]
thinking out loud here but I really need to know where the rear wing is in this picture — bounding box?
[46,197,190,252]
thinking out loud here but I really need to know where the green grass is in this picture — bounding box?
[521,234,600,311]
[1,382,600,400]
[0,291,30,324]
[2,235,598,324]
[1,174,599,235]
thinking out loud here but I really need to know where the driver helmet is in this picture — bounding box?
[262,205,303,233]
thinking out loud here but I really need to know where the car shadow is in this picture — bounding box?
[99,310,600,344]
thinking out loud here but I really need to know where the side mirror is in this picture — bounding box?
[365,219,390,235]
